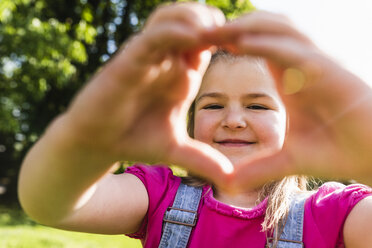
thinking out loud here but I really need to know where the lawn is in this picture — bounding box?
[0,206,142,248]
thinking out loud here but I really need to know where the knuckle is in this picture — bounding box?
[207,5,226,26]
[147,2,219,29]
[154,2,174,15]
[155,2,199,18]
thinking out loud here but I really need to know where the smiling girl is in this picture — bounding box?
[19,3,372,248]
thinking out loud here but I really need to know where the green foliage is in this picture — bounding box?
[0,205,36,226]
[0,0,254,203]
[0,0,86,154]
[207,0,255,19]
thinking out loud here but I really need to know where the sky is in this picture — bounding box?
[250,0,372,86]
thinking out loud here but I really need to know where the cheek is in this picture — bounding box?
[193,113,217,143]
[256,113,286,149]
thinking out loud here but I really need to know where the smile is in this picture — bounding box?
[215,139,256,147]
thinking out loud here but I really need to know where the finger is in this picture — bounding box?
[265,60,285,84]
[178,50,212,106]
[236,34,312,66]
[232,150,297,190]
[110,24,205,90]
[142,50,209,106]
[140,24,202,62]
[121,23,209,70]
[183,49,212,75]
[209,11,312,45]
[236,34,327,98]
[146,3,225,32]
[168,137,234,190]
[206,4,226,27]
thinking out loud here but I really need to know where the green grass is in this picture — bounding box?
[0,225,141,248]
[0,206,142,248]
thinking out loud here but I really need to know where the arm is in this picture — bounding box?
[18,3,231,234]
[18,115,149,234]
[344,196,372,248]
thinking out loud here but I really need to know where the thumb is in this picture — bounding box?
[233,150,297,190]
[183,48,213,74]
[266,60,284,84]
[168,138,234,190]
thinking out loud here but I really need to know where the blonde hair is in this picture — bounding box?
[184,50,308,237]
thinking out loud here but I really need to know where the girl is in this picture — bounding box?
[18,3,372,247]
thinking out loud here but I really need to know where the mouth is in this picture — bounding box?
[215,139,257,147]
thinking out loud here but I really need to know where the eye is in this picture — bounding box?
[247,104,269,110]
[203,104,223,110]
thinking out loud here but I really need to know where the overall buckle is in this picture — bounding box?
[163,207,198,227]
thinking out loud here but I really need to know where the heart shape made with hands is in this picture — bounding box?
[140,12,329,192]
[163,15,372,192]
[102,6,372,192]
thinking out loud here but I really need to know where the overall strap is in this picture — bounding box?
[276,193,308,248]
[158,183,203,248]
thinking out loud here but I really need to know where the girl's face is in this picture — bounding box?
[194,58,287,166]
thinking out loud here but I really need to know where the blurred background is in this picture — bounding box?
[0,0,254,247]
[251,0,372,87]
[2,0,372,246]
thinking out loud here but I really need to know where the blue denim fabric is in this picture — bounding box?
[158,183,202,248]
[160,184,307,248]
[267,193,307,248]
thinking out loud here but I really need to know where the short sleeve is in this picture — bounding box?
[124,164,181,240]
[304,182,372,247]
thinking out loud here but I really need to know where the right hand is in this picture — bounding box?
[64,3,234,187]
[208,11,372,189]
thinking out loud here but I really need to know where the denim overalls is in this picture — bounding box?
[159,183,306,248]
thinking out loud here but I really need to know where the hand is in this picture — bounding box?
[210,11,372,189]
[64,3,234,188]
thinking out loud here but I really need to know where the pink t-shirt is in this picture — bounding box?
[125,164,371,247]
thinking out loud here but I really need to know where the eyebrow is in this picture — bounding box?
[195,92,271,103]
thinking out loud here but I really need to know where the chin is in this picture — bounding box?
[227,157,247,166]
[226,154,262,166]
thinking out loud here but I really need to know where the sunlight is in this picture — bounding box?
[250,0,372,86]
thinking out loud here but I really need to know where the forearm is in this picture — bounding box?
[18,114,116,226]
[18,36,165,226]
[319,62,372,183]
[303,62,372,185]
[333,83,372,185]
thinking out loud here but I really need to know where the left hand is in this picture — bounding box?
[208,11,372,190]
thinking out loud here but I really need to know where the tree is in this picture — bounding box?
[0,0,254,203]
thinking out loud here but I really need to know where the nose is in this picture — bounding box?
[221,108,247,130]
